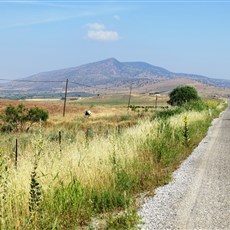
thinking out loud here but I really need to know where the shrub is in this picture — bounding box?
[0,104,48,132]
[182,100,209,112]
[152,107,184,120]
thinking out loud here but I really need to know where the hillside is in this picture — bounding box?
[1,58,230,97]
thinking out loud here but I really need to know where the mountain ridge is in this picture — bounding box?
[2,58,230,94]
[24,57,230,85]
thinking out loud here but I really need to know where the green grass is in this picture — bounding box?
[73,94,167,107]
[0,99,227,229]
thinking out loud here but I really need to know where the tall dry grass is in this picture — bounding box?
[0,99,227,228]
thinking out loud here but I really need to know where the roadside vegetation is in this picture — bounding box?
[0,104,48,132]
[0,93,227,229]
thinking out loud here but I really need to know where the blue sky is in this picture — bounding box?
[0,0,230,80]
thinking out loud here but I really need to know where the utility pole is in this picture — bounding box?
[63,79,68,117]
[155,95,158,109]
[127,85,132,111]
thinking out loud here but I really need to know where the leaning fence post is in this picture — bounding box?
[15,138,18,169]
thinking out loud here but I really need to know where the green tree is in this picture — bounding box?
[0,104,48,132]
[168,86,200,106]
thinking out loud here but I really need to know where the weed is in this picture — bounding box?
[29,163,42,213]
[183,100,209,111]
[28,124,46,227]
[0,153,9,229]
[183,115,189,146]
[152,107,184,120]
[86,127,94,140]
[106,209,141,230]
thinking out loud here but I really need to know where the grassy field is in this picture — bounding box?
[0,95,227,229]
[72,93,168,106]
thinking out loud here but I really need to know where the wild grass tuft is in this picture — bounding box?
[0,152,9,229]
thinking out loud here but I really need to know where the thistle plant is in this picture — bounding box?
[29,163,41,213]
[29,123,45,214]
[184,115,189,146]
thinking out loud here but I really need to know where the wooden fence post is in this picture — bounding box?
[155,95,158,109]
[59,131,62,153]
[15,138,18,169]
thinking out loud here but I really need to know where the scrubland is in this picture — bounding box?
[0,97,227,229]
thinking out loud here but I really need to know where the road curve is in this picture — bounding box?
[138,103,230,229]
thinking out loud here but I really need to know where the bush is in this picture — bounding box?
[168,86,200,106]
[152,107,184,120]
[182,100,209,112]
[0,104,48,132]
[152,100,210,120]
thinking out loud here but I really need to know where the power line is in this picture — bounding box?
[69,81,93,88]
[0,78,95,87]
[0,78,65,83]
[0,78,140,92]
[0,78,109,91]
[69,81,110,91]
[0,78,97,87]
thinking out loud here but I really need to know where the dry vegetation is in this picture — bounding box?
[0,93,168,127]
[0,95,227,229]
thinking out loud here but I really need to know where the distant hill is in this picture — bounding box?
[1,58,230,97]
[19,58,174,88]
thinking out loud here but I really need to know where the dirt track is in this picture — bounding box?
[139,103,230,229]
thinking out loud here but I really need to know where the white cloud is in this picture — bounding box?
[85,22,120,41]
[87,30,119,41]
[86,23,105,31]
[113,15,120,21]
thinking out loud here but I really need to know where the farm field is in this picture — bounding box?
[0,93,168,127]
[0,95,227,229]
[1,92,167,111]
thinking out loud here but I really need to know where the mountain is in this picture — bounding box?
[22,58,173,86]
[2,58,230,95]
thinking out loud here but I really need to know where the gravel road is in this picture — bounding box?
[138,104,230,230]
